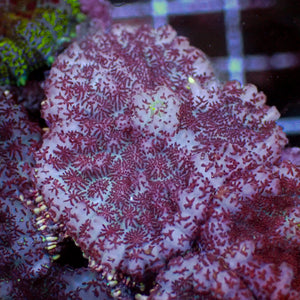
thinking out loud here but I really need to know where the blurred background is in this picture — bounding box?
[112,0,300,146]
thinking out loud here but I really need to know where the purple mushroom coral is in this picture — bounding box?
[0,90,49,297]
[30,23,300,299]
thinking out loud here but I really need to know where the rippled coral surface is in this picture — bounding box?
[32,23,300,298]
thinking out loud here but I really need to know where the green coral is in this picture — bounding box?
[0,0,86,86]
[0,37,28,86]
